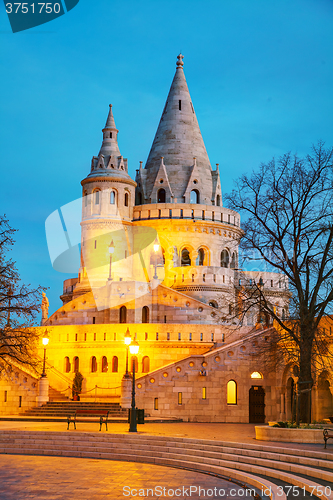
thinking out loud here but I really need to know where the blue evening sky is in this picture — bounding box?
[0,0,332,316]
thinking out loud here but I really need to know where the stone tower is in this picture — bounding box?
[136,54,222,206]
[133,55,242,311]
[76,105,136,294]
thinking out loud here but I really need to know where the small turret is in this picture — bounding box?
[99,104,120,158]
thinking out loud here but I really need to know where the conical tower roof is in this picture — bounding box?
[84,105,133,184]
[144,54,213,203]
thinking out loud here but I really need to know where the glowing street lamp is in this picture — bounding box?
[41,333,49,377]
[124,327,131,377]
[108,239,115,281]
[129,339,139,432]
[153,238,159,279]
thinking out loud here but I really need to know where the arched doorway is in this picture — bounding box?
[249,386,265,423]
[317,372,333,420]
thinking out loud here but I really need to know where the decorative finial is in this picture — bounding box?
[176,53,184,68]
[109,104,112,108]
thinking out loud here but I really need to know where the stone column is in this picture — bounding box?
[120,375,132,409]
[36,377,49,407]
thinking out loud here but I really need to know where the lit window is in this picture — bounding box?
[250,371,263,379]
[227,380,237,405]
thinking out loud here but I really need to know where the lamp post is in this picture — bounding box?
[124,327,131,377]
[153,238,159,279]
[108,239,115,281]
[41,334,49,377]
[129,339,139,432]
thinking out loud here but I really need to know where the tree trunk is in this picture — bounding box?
[297,337,313,424]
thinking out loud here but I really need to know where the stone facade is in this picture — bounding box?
[2,54,332,422]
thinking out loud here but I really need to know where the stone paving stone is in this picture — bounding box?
[0,455,258,500]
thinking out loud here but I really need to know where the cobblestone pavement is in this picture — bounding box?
[0,454,256,500]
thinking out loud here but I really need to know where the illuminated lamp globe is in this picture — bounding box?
[124,327,131,346]
[129,339,139,355]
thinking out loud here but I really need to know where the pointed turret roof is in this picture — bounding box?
[84,105,134,184]
[144,54,213,203]
[99,104,120,158]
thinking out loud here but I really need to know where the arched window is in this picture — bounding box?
[157,188,166,203]
[250,371,263,379]
[181,248,191,266]
[83,192,88,207]
[131,356,138,373]
[231,252,237,269]
[119,306,127,323]
[282,309,286,320]
[221,250,229,268]
[73,356,79,372]
[91,356,97,373]
[102,356,108,373]
[142,306,149,324]
[196,248,205,266]
[137,192,142,205]
[142,356,150,373]
[190,189,199,204]
[216,195,221,206]
[94,190,100,205]
[112,356,118,373]
[110,191,116,204]
[124,192,129,207]
[64,357,71,373]
[227,380,237,405]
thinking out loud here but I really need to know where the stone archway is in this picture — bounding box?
[317,372,333,420]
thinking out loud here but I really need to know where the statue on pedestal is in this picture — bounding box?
[41,292,49,325]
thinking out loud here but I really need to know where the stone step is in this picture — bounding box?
[0,444,286,500]
[1,436,332,486]
[2,440,332,500]
[1,431,332,462]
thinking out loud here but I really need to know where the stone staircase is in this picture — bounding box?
[48,386,70,402]
[21,401,128,417]
[1,431,333,500]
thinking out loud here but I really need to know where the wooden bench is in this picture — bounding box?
[67,410,110,431]
[323,428,333,449]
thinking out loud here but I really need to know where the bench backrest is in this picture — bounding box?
[75,410,109,416]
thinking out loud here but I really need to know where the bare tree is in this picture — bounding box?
[225,142,333,423]
[0,215,45,371]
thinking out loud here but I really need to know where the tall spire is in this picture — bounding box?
[99,104,120,158]
[144,54,213,203]
[86,104,132,180]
